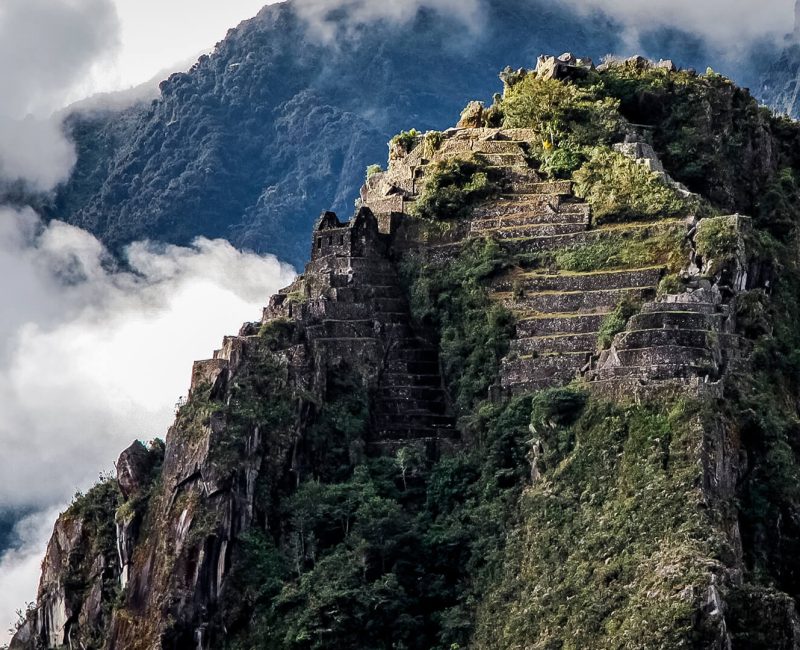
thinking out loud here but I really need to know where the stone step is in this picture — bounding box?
[511,333,599,355]
[471,210,590,231]
[496,286,656,314]
[501,352,589,387]
[327,286,404,302]
[475,152,529,167]
[640,301,724,316]
[503,378,565,396]
[370,431,460,447]
[373,424,458,439]
[382,372,442,387]
[474,195,562,219]
[498,128,538,142]
[614,328,714,350]
[516,313,608,337]
[498,220,685,256]
[304,301,409,321]
[307,320,412,339]
[306,256,397,277]
[374,413,456,429]
[470,140,527,155]
[614,345,716,368]
[384,348,439,363]
[494,267,664,293]
[374,399,449,415]
[593,363,717,382]
[476,222,588,239]
[375,386,445,401]
[386,358,441,374]
[628,310,724,332]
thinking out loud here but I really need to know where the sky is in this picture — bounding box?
[0,0,798,643]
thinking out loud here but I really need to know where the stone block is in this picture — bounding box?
[494,267,662,293]
[516,314,608,337]
[504,287,655,313]
[511,333,598,355]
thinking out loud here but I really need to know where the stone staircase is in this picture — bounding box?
[589,288,748,389]
[265,211,457,454]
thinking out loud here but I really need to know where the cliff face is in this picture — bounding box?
[13,56,800,649]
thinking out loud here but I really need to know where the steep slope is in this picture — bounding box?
[17,0,766,268]
[12,56,800,649]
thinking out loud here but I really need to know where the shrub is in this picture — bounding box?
[412,157,499,221]
[573,148,689,224]
[366,164,383,179]
[657,273,685,296]
[500,75,622,176]
[597,298,641,350]
[695,215,741,275]
[389,128,420,157]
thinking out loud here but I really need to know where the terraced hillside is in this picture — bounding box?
[361,122,738,401]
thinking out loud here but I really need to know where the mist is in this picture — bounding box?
[0,0,120,190]
[294,0,483,39]
[560,0,795,54]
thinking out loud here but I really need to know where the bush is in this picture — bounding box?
[389,129,420,157]
[597,298,641,350]
[401,238,515,411]
[366,164,383,179]
[500,75,622,176]
[695,215,741,275]
[573,148,690,224]
[412,157,499,221]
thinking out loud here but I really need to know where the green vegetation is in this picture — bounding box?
[366,164,383,179]
[224,396,534,650]
[475,395,727,649]
[258,317,296,350]
[411,157,500,221]
[401,237,515,412]
[597,298,641,350]
[390,129,421,157]
[500,75,621,177]
[695,215,742,275]
[553,224,688,273]
[573,148,692,223]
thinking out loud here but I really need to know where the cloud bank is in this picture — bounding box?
[560,0,795,53]
[0,208,295,510]
[0,0,120,189]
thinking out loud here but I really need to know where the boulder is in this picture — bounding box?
[116,441,152,499]
[457,101,486,128]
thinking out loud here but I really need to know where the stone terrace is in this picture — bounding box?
[363,127,694,395]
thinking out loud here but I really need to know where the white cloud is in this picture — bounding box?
[0,509,61,645]
[0,0,120,190]
[0,208,296,511]
[560,0,795,52]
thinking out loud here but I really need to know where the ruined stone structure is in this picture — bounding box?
[360,125,760,400]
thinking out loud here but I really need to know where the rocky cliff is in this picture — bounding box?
[12,55,800,649]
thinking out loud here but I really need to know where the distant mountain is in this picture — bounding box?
[24,0,756,267]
